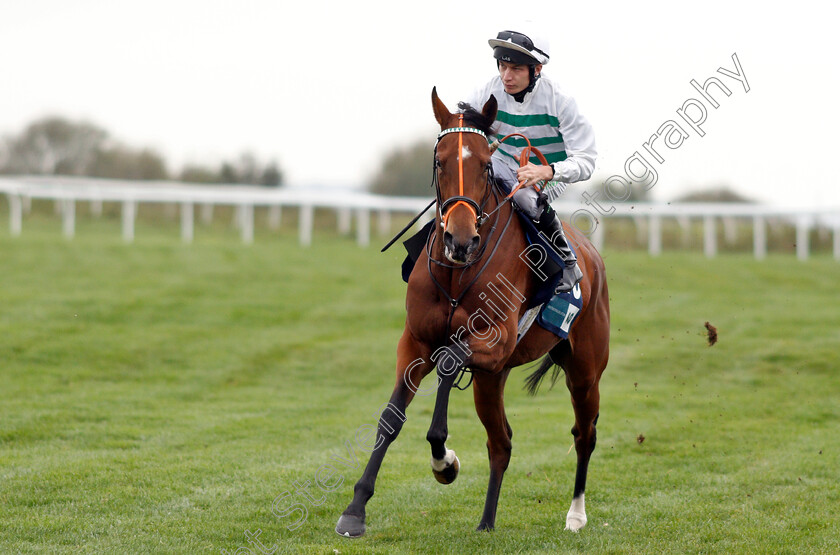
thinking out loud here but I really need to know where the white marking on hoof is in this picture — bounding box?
[430,448,456,471]
[564,494,587,532]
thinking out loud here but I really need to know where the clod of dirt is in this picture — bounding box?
[636,434,646,444]
[704,321,718,346]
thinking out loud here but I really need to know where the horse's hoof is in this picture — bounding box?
[564,511,587,532]
[431,451,460,484]
[335,513,365,538]
[565,495,587,532]
[476,522,494,532]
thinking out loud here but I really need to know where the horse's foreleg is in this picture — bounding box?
[336,330,432,538]
[473,370,512,531]
[425,343,468,485]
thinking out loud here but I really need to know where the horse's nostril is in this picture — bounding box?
[467,235,480,254]
[443,231,454,250]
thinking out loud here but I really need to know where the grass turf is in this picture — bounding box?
[1,218,839,554]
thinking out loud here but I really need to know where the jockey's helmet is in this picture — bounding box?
[489,29,550,66]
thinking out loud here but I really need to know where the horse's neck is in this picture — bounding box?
[478,195,534,297]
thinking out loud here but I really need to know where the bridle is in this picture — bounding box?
[427,118,550,388]
[434,114,495,230]
[434,119,550,231]
[427,118,512,389]
[429,114,552,272]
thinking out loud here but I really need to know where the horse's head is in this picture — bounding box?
[431,87,498,264]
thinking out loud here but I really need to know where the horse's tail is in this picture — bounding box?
[524,354,563,396]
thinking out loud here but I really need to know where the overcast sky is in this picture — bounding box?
[2,0,838,208]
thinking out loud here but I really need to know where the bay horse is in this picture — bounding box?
[336,88,610,537]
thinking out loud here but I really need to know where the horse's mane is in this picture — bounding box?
[457,102,497,137]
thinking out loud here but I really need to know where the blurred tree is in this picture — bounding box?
[234,152,260,185]
[0,140,8,171]
[213,153,284,186]
[627,183,652,202]
[260,161,282,187]
[88,146,168,180]
[0,116,285,186]
[1,117,108,175]
[180,165,220,184]
[369,139,435,197]
[219,162,238,184]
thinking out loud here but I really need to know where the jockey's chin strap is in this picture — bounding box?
[435,115,489,229]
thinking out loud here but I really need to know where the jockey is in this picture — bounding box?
[466,27,596,292]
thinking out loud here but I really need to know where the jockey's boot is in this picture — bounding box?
[536,207,583,293]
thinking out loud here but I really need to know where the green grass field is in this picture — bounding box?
[1,216,839,554]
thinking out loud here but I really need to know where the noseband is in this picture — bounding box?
[434,115,494,229]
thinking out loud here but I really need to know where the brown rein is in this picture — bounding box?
[490,132,550,199]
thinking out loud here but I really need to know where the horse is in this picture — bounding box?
[335,88,610,537]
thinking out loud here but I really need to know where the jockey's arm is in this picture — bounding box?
[552,95,596,184]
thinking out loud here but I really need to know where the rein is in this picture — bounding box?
[476,132,551,222]
[429,120,552,308]
[428,122,551,389]
[428,119,513,385]
[426,193,515,391]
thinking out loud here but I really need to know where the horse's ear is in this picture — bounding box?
[432,86,452,129]
[482,94,498,123]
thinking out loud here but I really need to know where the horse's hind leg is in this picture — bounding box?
[558,339,607,532]
[472,369,513,531]
[336,329,432,538]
